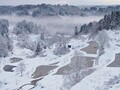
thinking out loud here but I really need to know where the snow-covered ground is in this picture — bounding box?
[71,30,120,90]
[0,29,93,90]
[1,29,120,90]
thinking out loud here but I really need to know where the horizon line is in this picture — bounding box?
[0,3,119,7]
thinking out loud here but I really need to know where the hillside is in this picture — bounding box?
[1,5,120,90]
[79,11,120,35]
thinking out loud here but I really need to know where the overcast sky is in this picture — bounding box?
[0,0,120,5]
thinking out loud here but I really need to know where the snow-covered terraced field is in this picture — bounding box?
[1,24,120,90]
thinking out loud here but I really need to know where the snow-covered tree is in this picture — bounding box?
[0,36,8,57]
[96,30,110,48]
[95,30,109,65]
[34,33,47,56]
[16,9,29,16]
[74,26,79,35]
[0,35,9,57]
[62,51,87,89]
[51,33,70,56]
[0,19,9,37]
[48,33,69,46]
[35,42,42,55]
[14,20,48,53]
[0,19,13,57]
[53,42,70,56]
[40,27,46,40]
[0,58,2,73]
[17,33,37,51]
[13,20,42,35]
[0,81,2,88]
[16,62,26,77]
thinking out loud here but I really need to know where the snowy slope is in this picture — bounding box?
[71,30,120,90]
[1,29,120,90]
[0,28,90,90]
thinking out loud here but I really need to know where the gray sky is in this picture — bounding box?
[0,0,120,5]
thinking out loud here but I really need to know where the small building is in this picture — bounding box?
[68,45,71,48]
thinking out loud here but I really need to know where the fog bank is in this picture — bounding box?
[0,15,103,34]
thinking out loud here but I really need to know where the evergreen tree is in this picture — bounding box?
[74,26,79,35]
[35,43,42,55]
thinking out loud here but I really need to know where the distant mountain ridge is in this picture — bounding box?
[0,4,120,17]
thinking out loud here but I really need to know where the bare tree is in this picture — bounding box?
[16,62,26,77]
[62,51,87,90]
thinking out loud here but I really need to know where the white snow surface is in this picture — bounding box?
[1,30,120,90]
[71,30,120,90]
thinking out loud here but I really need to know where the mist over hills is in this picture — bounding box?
[1,3,120,90]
